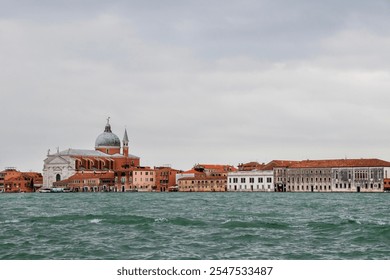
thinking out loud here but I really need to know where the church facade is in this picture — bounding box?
[43,119,140,189]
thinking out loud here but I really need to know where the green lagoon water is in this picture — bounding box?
[0,193,389,259]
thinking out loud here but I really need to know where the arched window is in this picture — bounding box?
[56,174,61,182]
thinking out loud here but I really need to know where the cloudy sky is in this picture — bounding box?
[1,0,390,172]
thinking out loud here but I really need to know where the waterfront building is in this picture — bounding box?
[178,175,227,192]
[128,166,155,192]
[175,168,202,185]
[261,160,298,192]
[53,172,114,192]
[384,178,390,192]
[0,168,42,193]
[112,166,153,192]
[227,169,274,192]
[285,159,390,193]
[43,119,140,190]
[177,164,236,192]
[154,166,181,192]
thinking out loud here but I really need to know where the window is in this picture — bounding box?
[258,177,263,183]
[267,177,272,183]
[241,178,246,183]
[249,178,254,183]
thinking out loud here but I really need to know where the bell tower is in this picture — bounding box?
[123,128,129,157]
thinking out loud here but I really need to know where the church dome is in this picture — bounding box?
[95,118,121,148]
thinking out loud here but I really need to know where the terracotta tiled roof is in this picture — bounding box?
[289,158,390,168]
[182,169,203,174]
[68,172,114,180]
[5,175,24,181]
[196,164,236,170]
[178,175,226,181]
[238,162,266,171]
[262,160,299,170]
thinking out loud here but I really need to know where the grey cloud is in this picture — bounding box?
[1,1,390,171]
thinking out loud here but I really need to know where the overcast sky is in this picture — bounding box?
[1,0,390,172]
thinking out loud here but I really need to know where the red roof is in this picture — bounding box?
[67,172,114,180]
[195,164,237,172]
[182,169,203,175]
[178,174,226,181]
[262,160,299,170]
[238,162,266,171]
[289,158,390,168]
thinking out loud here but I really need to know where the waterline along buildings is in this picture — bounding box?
[2,119,390,193]
[227,159,390,193]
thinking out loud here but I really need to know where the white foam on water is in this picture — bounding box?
[89,219,102,224]
[154,218,168,223]
[4,219,20,224]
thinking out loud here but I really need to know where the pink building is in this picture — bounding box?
[131,167,155,192]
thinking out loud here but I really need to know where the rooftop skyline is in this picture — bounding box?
[1,1,390,172]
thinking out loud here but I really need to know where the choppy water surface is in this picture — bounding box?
[0,193,389,259]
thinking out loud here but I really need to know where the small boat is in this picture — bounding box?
[168,186,179,192]
[39,187,70,193]
[50,187,65,193]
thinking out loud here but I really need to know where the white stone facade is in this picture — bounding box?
[43,154,76,188]
[227,170,274,192]
[286,166,390,193]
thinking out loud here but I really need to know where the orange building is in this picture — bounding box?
[0,168,43,193]
[154,166,181,192]
[177,164,236,192]
[53,172,115,192]
[384,178,390,192]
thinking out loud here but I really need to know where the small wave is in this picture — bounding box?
[89,219,102,224]
[375,221,387,226]
[221,220,289,229]
[154,218,168,223]
[170,217,207,227]
[222,219,231,224]
[3,219,20,224]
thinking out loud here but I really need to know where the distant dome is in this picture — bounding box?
[95,118,121,148]
[95,132,120,147]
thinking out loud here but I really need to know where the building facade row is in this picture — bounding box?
[284,159,390,193]
[227,159,390,193]
[14,118,390,194]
